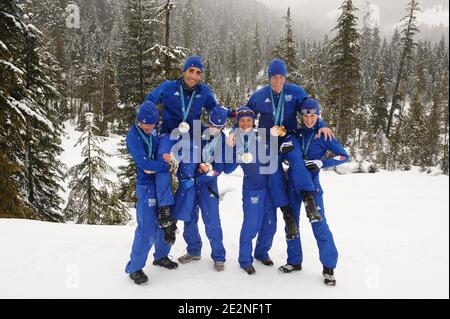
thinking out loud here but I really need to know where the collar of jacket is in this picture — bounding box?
[180,78,199,93]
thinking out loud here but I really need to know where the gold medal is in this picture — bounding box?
[277,125,287,137]
[178,121,190,134]
[271,126,280,137]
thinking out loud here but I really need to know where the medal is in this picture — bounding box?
[271,89,286,134]
[178,83,196,134]
[277,125,287,137]
[271,126,280,137]
[178,121,190,134]
[240,152,254,164]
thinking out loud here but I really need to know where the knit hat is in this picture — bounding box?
[268,58,287,79]
[137,101,159,124]
[209,107,228,127]
[300,98,321,115]
[236,106,256,122]
[182,55,205,73]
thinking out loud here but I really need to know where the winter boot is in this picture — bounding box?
[323,267,336,286]
[302,192,322,223]
[278,264,302,274]
[214,261,225,272]
[280,205,300,240]
[178,254,201,264]
[153,256,179,270]
[256,257,274,266]
[244,265,256,275]
[129,270,149,285]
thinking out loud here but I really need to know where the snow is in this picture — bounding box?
[0,60,24,76]
[0,40,8,52]
[1,12,24,31]
[418,5,449,27]
[12,98,55,132]
[0,123,448,299]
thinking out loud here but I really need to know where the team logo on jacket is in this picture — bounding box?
[333,156,346,161]
[148,198,157,207]
[285,95,293,102]
[174,92,180,96]
[196,94,202,98]
[265,98,271,103]
[251,196,259,205]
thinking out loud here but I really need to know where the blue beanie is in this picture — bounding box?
[137,101,159,124]
[300,98,321,115]
[268,59,287,79]
[236,106,256,122]
[209,107,228,127]
[182,56,204,73]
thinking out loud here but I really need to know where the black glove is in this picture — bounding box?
[280,141,294,154]
[305,160,323,172]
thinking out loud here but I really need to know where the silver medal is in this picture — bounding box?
[241,152,254,164]
[178,121,190,134]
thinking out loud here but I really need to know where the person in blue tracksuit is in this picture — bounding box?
[228,59,333,224]
[125,101,176,285]
[172,107,229,271]
[145,56,233,233]
[279,98,349,287]
[223,107,278,275]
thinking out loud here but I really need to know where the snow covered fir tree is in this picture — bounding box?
[64,112,130,225]
[0,0,449,223]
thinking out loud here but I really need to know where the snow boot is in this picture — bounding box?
[214,261,225,272]
[278,264,302,274]
[178,253,201,264]
[256,257,274,266]
[323,267,336,286]
[244,265,256,275]
[129,270,149,285]
[153,256,178,270]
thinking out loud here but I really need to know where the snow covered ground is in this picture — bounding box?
[0,123,448,299]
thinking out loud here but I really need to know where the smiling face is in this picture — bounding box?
[138,122,155,135]
[209,126,222,136]
[302,114,319,129]
[238,117,254,133]
[270,74,286,94]
[183,67,202,88]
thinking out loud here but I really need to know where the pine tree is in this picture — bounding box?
[251,23,262,82]
[386,0,421,138]
[24,0,69,121]
[405,91,427,168]
[325,0,361,145]
[182,0,195,49]
[0,0,32,219]
[64,112,130,225]
[439,71,449,174]
[20,19,65,222]
[117,0,157,134]
[273,7,299,83]
[371,67,389,134]
[230,42,238,83]
[1,0,64,220]
[360,7,374,107]
[424,84,443,168]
